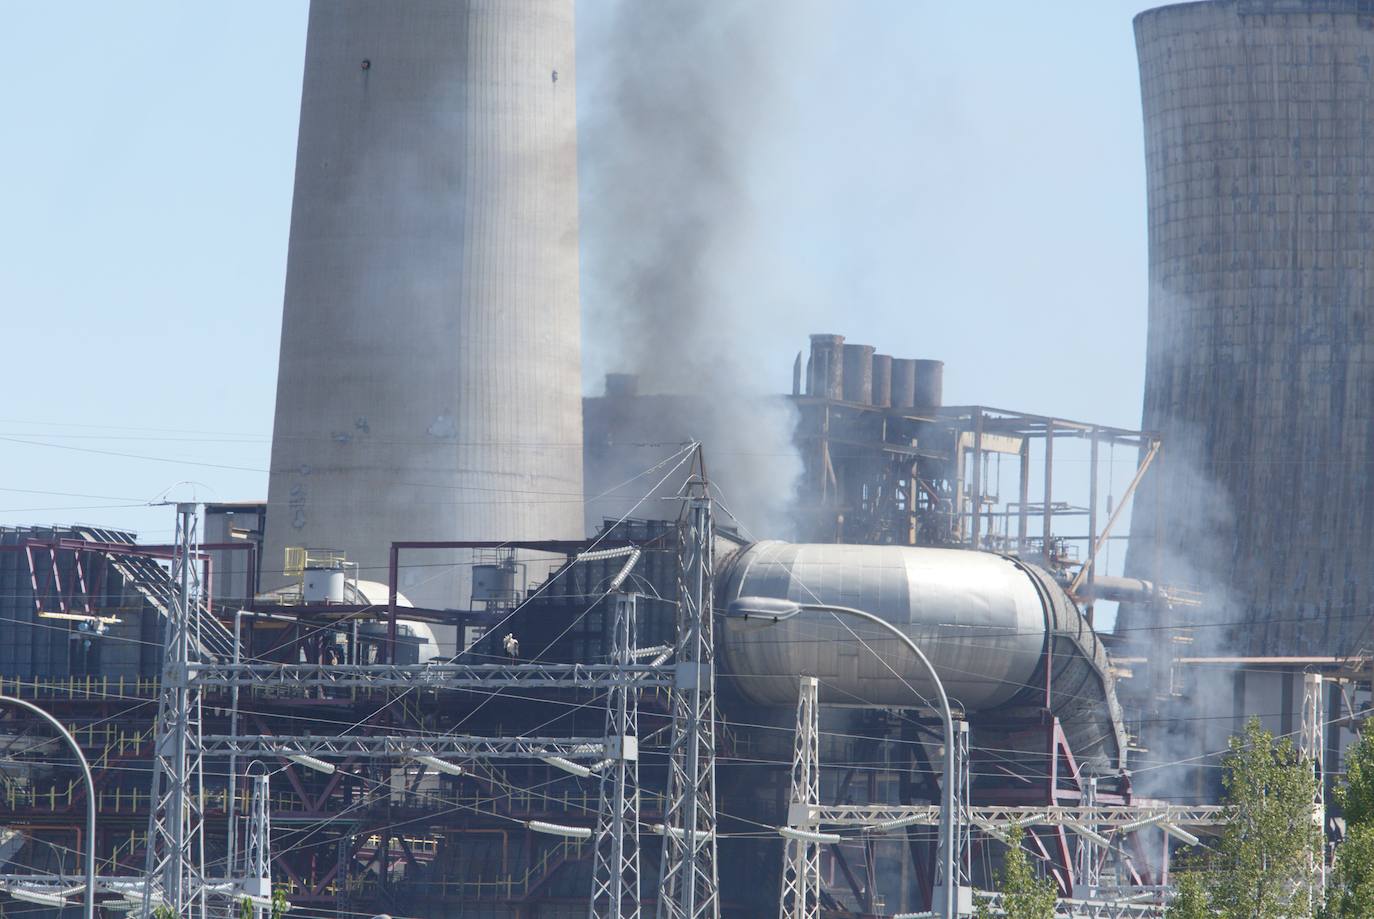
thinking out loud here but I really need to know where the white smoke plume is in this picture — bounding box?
[1121,420,1248,799]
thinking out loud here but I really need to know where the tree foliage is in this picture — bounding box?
[1323,823,1374,919]
[1208,718,1321,919]
[271,886,291,919]
[1166,871,1211,919]
[1334,732,1374,827]
[1324,733,1374,918]
[974,826,1057,919]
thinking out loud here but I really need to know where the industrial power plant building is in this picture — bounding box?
[3,1,1374,917]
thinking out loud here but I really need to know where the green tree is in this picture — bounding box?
[974,826,1057,919]
[1324,733,1374,918]
[1334,732,1374,826]
[1209,718,1321,919]
[271,886,291,919]
[1166,870,1212,919]
[1323,823,1374,918]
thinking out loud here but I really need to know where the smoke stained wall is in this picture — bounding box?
[263,1,584,608]
[577,0,806,538]
[1123,0,1374,660]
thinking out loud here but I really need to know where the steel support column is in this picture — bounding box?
[591,593,641,919]
[779,676,820,919]
[141,503,207,918]
[657,481,719,919]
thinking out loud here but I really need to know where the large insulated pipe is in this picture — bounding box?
[842,344,875,403]
[718,541,1130,779]
[871,354,893,407]
[808,334,845,400]
[719,542,1049,710]
[890,359,918,410]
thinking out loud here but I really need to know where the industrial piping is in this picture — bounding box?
[717,541,1128,774]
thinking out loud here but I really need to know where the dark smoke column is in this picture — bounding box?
[1126,0,1374,656]
[263,1,583,607]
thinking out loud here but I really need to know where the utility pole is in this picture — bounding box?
[1301,672,1326,908]
[657,470,719,919]
[591,593,642,919]
[142,503,208,918]
[779,677,820,919]
[243,772,273,919]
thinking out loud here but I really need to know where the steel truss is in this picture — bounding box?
[978,891,1165,918]
[197,661,671,690]
[203,734,608,760]
[657,482,720,919]
[591,593,642,919]
[242,772,272,917]
[6,498,719,918]
[804,804,1227,829]
[141,503,208,918]
[1300,672,1326,908]
[779,677,820,919]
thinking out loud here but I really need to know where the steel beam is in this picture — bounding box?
[195,662,670,690]
[202,734,608,760]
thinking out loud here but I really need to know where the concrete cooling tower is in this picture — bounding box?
[263,1,584,608]
[1125,0,1374,656]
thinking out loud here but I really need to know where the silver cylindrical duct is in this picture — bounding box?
[718,542,1048,711]
[717,541,1129,775]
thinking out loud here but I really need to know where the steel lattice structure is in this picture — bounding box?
[1301,673,1326,909]
[804,804,1227,829]
[242,773,272,917]
[201,734,608,760]
[778,676,820,919]
[657,484,719,919]
[591,593,642,919]
[196,661,671,690]
[141,504,208,918]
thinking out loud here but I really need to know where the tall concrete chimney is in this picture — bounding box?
[262,1,584,608]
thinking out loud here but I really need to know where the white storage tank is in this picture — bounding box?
[302,566,346,604]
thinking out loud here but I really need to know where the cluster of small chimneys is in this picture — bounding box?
[798,333,943,409]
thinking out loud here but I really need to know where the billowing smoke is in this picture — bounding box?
[1120,420,1246,798]
[577,0,806,538]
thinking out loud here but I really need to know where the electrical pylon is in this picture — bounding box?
[657,472,719,919]
[591,592,642,919]
[1301,672,1326,907]
[141,503,208,918]
[779,677,820,919]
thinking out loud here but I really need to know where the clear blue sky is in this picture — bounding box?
[2,1,1158,548]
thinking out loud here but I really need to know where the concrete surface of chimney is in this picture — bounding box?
[263,0,584,609]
